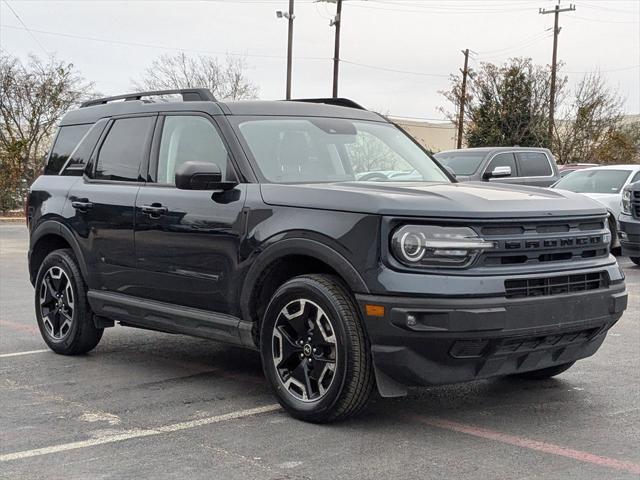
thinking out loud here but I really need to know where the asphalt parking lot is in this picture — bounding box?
[1,223,639,480]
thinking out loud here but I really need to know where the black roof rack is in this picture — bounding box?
[288,98,366,110]
[80,88,216,108]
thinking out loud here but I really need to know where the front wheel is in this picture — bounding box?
[511,361,575,380]
[260,274,374,423]
[35,249,103,355]
[630,257,640,266]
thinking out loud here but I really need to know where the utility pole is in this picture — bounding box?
[331,0,343,98]
[457,48,470,149]
[276,1,295,99]
[540,1,575,144]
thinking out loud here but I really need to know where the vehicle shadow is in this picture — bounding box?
[97,329,597,430]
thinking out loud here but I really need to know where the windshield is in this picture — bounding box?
[233,117,450,184]
[553,169,632,194]
[434,151,486,176]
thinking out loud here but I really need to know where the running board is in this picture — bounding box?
[87,291,256,350]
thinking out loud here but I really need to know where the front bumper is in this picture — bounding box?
[619,214,640,257]
[356,272,627,397]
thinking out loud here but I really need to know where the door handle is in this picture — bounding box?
[141,203,168,218]
[71,199,93,212]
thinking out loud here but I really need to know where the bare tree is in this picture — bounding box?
[133,52,258,100]
[0,52,93,211]
[554,72,626,164]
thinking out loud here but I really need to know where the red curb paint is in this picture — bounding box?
[413,416,640,475]
[0,320,39,335]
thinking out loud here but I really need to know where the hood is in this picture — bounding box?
[260,181,608,219]
[579,192,621,216]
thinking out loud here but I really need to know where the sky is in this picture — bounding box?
[1,0,639,121]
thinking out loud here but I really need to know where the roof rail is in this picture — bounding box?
[288,98,366,110]
[80,88,216,108]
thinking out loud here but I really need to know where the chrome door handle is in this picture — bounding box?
[141,204,168,218]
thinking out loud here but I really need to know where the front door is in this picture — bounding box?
[483,152,523,185]
[133,114,246,314]
[67,115,156,292]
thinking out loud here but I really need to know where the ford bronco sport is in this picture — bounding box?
[27,89,628,422]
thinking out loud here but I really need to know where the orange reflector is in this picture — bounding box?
[365,304,385,317]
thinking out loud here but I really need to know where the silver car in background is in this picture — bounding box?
[551,165,640,249]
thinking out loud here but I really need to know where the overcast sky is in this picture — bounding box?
[1,0,639,120]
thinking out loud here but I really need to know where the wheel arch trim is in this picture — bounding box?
[240,238,370,323]
[29,220,89,286]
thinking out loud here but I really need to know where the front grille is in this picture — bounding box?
[475,216,609,267]
[504,272,608,299]
[633,191,640,219]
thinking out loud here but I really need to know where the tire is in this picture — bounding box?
[260,274,374,423]
[631,257,640,266]
[512,361,575,380]
[35,249,103,355]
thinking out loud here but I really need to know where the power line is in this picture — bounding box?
[569,14,639,24]
[1,24,330,61]
[1,1,50,57]
[340,59,449,77]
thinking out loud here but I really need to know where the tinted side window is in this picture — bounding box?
[94,117,154,181]
[485,152,516,177]
[156,116,231,184]
[61,119,108,176]
[517,152,552,177]
[630,170,640,184]
[45,124,91,175]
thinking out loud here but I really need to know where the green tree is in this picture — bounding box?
[0,53,93,212]
[440,57,565,149]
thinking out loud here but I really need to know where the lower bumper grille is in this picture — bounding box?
[504,272,608,299]
[449,327,601,359]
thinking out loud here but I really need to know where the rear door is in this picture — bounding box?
[67,115,156,292]
[516,151,555,187]
[132,113,246,314]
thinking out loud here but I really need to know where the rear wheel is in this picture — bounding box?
[512,361,575,380]
[630,257,640,266]
[260,274,374,423]
[35,249,103,355]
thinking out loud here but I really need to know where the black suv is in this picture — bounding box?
[27,89,627,422]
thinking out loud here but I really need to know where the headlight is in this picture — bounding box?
[621,190,632,215]
[391,225,496,268]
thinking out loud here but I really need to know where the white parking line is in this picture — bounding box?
[0,349,49,358]
[0,404,281,462]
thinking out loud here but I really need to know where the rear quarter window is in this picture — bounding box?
[61,119,108,176]
[44,124,91,175]
[517,152,553,177]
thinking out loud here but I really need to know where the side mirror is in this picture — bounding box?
[174,161,237,190]
[483,165,512,180]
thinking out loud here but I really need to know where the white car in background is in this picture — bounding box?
[551,165,640,249]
